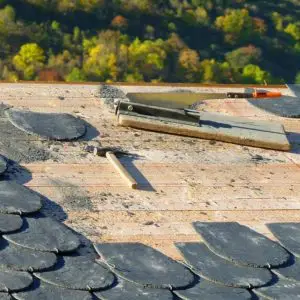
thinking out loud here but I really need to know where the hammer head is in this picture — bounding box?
[85,146,129,157]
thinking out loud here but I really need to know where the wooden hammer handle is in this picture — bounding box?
[106,151,138,189]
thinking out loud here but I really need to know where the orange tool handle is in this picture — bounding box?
[253,91,282,98]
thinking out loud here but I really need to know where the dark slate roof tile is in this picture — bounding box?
[0,270,32,293]
[0,181,42,215]
[267,223,300,257]
[94,242,195,289]
[35,255,115,291]
[3,216,81,253]
[12,279,93,300]
[0,293,11,300]
[0,214,23,233]
[0,238,57,271]
[193,222,290,268]
[273,256,300,283]
[5,109,86,140]
[0,156,7,175]
[94,277,174,300]
[247,84,300,118]
[174,277,253,300]
[175,242,272,288]
[254,277,300,299]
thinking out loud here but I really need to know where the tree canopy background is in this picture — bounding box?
[0,0,299,83]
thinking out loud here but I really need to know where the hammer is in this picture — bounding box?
[85,146,138,189]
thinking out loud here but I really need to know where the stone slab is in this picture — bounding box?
[94,242,195,289]
[6,109,86,140]
[0,156,7,175]
[0,270,32,292]
[4,216,81,253]
[13,280,93,300]
[193,222,290,268]
[35,255,115,291]
[94,277,174,300]
[0,239,57,271]
[175,242,272,288]
[0,181,42,215]
[247,84,300,118]
[0,294,10,300]
[255,278,300,299]
[0,214,23,233]
[174,277,252,300]
[267,223,300,257]
[118,110,290,151]
[272,256,300,283]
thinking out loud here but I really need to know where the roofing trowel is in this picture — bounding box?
[126,90,282,110]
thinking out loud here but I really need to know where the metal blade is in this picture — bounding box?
[126,93,227,109]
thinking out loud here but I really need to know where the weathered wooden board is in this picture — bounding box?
[118,111,291,151]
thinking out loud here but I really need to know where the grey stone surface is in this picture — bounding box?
[0,239,57,271]
[0,214,23,233]
[4,216,81,253]
[247,85,300,118]
[174,278,252,300]
[6,109,86,140]
[0,156,7,175]
[267,223,300,257]
[13,280,93,300]
[35,255,115,291]
[272,256,300,283]
[94,242,195,289]
[255,278,300,299]
[193,222,290,268]
[175,242,272,288]
[0,270,32,292]
[94,277,174,300]
[0,293,10,300]
[0,181,42,215]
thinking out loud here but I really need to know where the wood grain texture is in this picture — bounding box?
[1,83,299,260]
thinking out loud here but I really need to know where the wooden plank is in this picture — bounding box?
[118,111,291,151]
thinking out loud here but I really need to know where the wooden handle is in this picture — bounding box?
[106,151,138,189]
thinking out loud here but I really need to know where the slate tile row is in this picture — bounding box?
[1,110,300,299]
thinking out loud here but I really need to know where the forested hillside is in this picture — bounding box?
[0,0,299,83]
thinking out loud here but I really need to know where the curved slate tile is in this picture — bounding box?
[0,181,42,215]
[193,222,289,268]
[0,156,7,175]
[94,277,174,300]
[4,216,81,253]
[94,243,195,289]
[0,214,23,233]
[0,270,32,292]
[174,277,252,300]
[267,223,300,257]
[0,238,57,271]
[247,85,300,118]
[0,293,11,300]
[175,242,272,288]
[272,256,300,283]
[13,280,93,300]
[35,255,115,291]
[255,278,300,299]
[6,109,86,140]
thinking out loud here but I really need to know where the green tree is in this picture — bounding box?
[127,38,167,81]
[225,45,262,70]
[242,64,271,84]
[295,72,300,84]
[13,43,45,80]
[65,67,86,82]
[215,9,265,44]
[177,49,201,82]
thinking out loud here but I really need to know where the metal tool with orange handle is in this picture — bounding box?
[227,90,282,99]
